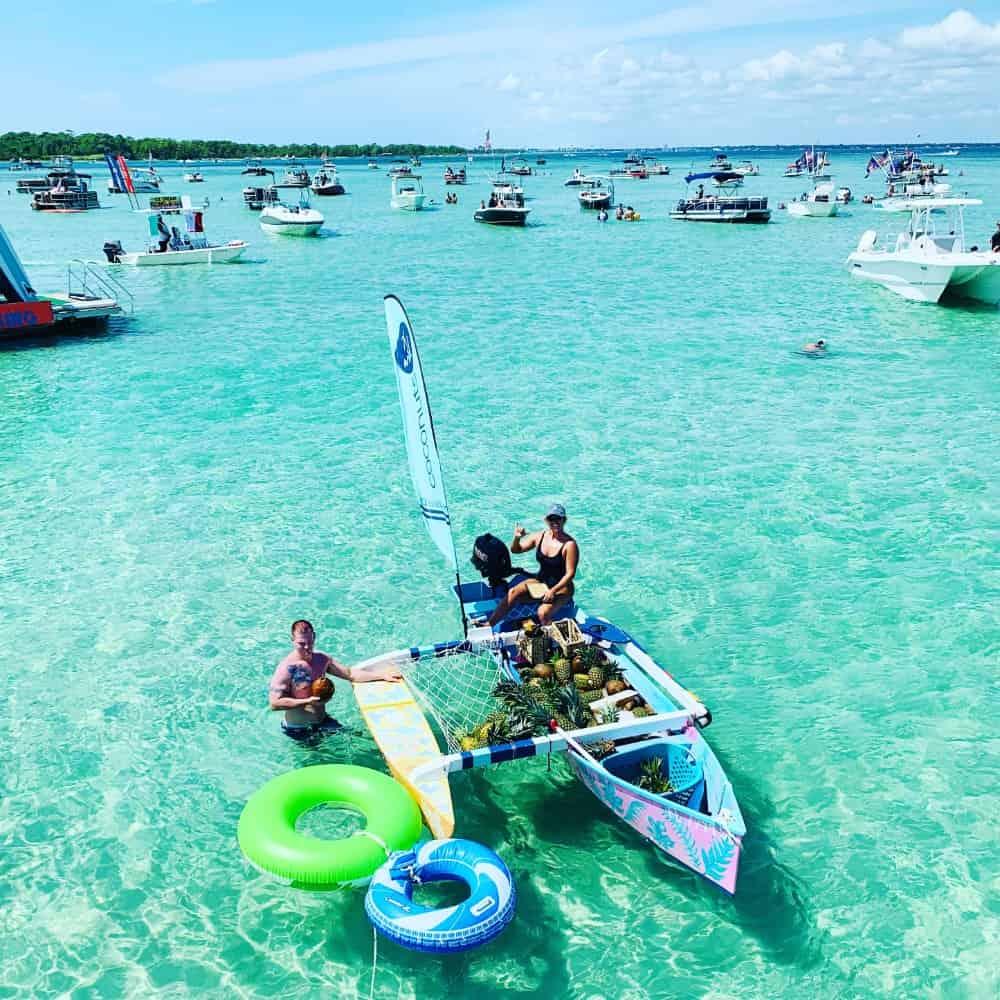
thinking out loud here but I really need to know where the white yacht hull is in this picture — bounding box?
[788,200,838,218]
[259,206,324,236]
[119,242,248,266]
[847,252,1000,305]
[390,193,427,211]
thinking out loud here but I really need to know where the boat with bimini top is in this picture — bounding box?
[260,189,324,236]
[672,172,770,223]
[352,296,747,896]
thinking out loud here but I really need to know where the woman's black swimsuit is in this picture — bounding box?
[535,534,568,588]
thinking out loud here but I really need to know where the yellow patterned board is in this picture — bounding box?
[353,679,455,839]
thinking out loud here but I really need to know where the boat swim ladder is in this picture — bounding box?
[67,259,135,315]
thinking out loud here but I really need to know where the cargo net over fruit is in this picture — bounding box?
[401,627,654,758]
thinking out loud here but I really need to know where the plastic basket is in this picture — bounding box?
[663,745,705,810]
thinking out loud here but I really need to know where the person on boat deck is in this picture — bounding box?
[155,214,170,252]
[269,619,401,740]
[486,504,579,627]
[991,222,1000,253]
[695,183,704,200]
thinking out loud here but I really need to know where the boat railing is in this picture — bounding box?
[67,260,134,314]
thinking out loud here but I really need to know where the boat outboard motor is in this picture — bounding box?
[102,240,124,264]
[470,533,513,589]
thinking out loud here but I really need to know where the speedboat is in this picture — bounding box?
[787,180,839,218]
[102,205,248,266]
[564,168,593,187]
[475,184,529,226]
[183,172,204,183]
[734,161,759,176]
[505,157,533,176]
[672,171,770,223]
[444,166,467,185]
[279,163,310,187]
[709,152,733,171]
[311,167,346,196]
[578,177,613,210]
[368,160,379,170]
[846,198,1000,305]
[837,187,852,204]
[390,174,427,211]
[260,192,324,235]
[940,149,960,157]
[876,180,951,212]
[388,161,413,178]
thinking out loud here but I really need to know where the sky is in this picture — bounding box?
[2,2,998,146]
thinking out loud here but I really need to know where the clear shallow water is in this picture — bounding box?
[1,150,998,999]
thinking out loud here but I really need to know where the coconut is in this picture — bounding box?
[532,663,553,680]
[571,656,588,675]
[311,677,335,701]
[605,679,626,696]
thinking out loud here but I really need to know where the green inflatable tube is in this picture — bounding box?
[238,765,422,889]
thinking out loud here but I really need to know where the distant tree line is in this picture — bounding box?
[0,131,468,160]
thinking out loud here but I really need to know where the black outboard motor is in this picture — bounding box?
[102,240,124,264]
[470,533,513,589]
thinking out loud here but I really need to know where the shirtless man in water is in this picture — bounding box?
[269,620,401,739]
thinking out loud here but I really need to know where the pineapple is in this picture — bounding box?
[553,657,573,684]
[587,664,609,690]
[579,688,605,705]
[632,705,654,718]
[573,674,592,690]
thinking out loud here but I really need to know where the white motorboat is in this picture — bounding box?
[280,163,310,187]
[734,161,759,176]
[876,180,951,212]
[103,202,248,265]
[311,166,346,196]
[388,161,413,178]
[260,192,324,235]
[643,158,670,176]
[390,174,427,210]
[475,182,530,225]
[846,198,1000,305]
[564,168,593,187]
[184,172,204,183]
[578,177,613,210]
[368,160,379,169]
[940,149,960,157]
[709,152,733,171]
[787,181,839,218]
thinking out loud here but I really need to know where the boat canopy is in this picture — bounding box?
[684,171,743,184]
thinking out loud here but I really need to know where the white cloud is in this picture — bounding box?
[901,10,1000,51]
[498,73,520,92]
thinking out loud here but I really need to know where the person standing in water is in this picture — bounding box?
[486,504,579,627]
[269,619,401,740]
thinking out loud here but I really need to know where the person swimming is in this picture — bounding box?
[801,339,827,354]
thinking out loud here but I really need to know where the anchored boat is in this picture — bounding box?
[390,174,427,211]
[847,198,1000,305]
[260,190,324,235]
[355,296,746,894]
[672,172,770,223]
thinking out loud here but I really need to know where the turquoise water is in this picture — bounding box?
[2,150,998,999]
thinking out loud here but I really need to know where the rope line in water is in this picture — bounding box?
[369,926,378,1000]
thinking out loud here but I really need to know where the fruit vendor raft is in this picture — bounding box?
[352,295,746,895]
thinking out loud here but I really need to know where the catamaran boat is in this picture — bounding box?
[847,198,1000,305]
[390,174,427,211]
[102,203,248,266]
[787,180,839,218]
[564,168,594,187]
[259,190,324,236]
[474,184,530,226]
[31,165,100,213]
[1,222,128,337]
[279,163,310,187]
[578,177,614,210]
[353,295,747,896]
[672,172,771,223]
[444,166,467,185]
[311,167,346,196]
[183,171,204,183]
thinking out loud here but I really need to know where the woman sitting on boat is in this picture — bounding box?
[486,504,578,627]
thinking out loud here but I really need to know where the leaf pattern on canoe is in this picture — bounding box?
[701,837,736,883]
[666,812,701,870]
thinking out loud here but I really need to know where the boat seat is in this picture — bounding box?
[856,230,877,252]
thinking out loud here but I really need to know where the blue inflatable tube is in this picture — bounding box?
[365,839,516,953]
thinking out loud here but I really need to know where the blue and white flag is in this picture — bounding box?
[384,295,458,570]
